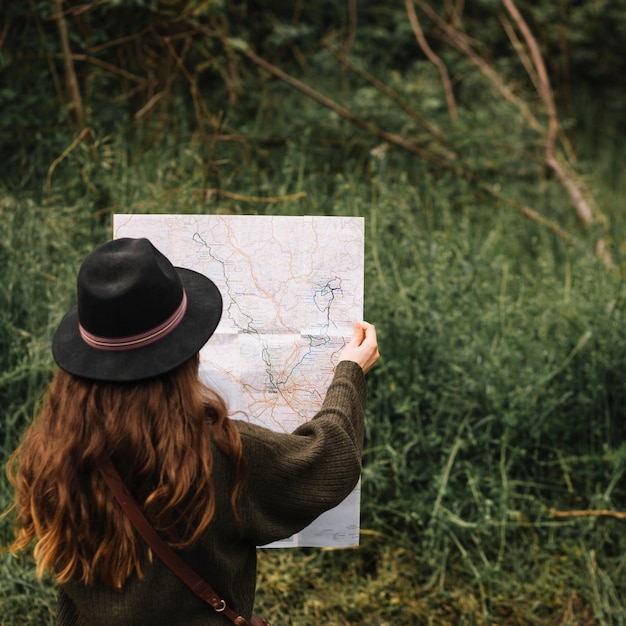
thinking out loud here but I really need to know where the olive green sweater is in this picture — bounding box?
[56,360,367,625]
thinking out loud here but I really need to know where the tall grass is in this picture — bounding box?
[0,195,103,623]
[356,174,626,623]
[2,108,626,624]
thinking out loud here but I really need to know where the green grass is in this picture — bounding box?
[3,1,626,621]
[2,96,626,624]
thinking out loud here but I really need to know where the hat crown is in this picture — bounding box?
[77,238,183,339]
[53,237,222,381]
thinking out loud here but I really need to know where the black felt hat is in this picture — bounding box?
[52,238,222,382]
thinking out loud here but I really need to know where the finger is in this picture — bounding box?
[348,321,365,346]
[361,322,377,345]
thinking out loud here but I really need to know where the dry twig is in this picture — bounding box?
[325,42,451,147]
[416,0,542,132]
[242,46,455,170]
[405,0,457,122]
[46,127,93,192]
[52,0,84,124]
[502,0,593,227]
[550,508,626,520]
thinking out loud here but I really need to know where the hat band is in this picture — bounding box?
[79,291,188,352]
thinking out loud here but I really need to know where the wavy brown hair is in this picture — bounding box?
[6,354,246,589]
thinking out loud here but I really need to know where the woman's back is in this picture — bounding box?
[56,360,367,625]
[6,238,378,625]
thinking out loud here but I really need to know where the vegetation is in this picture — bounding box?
[2,1,626,624]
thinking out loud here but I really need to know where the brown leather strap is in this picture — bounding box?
[96,453,249,626]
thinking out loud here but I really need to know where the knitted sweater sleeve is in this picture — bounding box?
[235,360,367,546]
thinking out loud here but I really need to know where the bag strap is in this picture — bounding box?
[95,453,249,626]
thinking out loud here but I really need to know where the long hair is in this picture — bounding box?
[6,354,246,589]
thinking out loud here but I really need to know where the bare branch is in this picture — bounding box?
[62,54,148,84]
[550,508,626,520]
[46,127,93,192]
[52,0,84,124]
[481,182,575,246]
[239,41,575,246]
[134,92,167,120]
[242,46,456,170]
[499,13,541,94]
[503,0,593,226]
[162,35,216,133]
[414,0,594,230]
[405,0,457,122]
[415,0,543,132]
[546,155,593,225]
[502,0,556,155]
[325,42,452,148]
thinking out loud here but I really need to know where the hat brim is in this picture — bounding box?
[52,268,222,382]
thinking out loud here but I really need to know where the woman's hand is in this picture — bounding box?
[338,321,380,374]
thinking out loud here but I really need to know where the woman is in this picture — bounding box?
[7,237,379,625]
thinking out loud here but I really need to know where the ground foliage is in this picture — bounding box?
[1,1,626,624]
